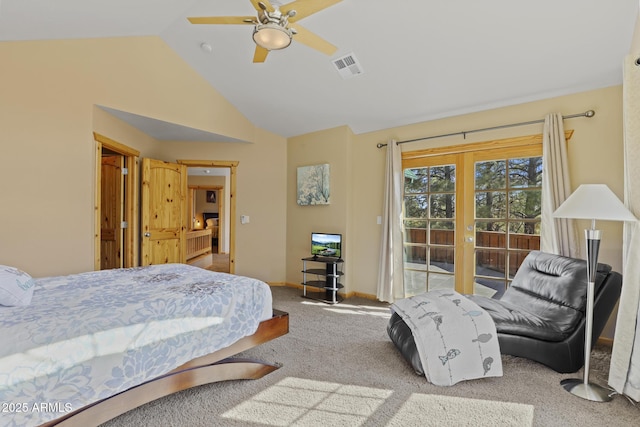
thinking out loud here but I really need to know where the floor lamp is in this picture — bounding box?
[553,184,637,402]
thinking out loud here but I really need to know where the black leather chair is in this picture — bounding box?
[387,251,622,374]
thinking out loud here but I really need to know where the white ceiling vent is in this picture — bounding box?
[332,53,364,79]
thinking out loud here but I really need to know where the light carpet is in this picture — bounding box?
[217,377,533,426]
[102,286,639,427]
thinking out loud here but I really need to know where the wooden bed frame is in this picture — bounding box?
[39,310,289,427]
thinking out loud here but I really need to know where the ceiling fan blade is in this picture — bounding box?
[283,0,342,22]
[290,23,337,56]
[188,16,255,25]
[251,0,275,13]
[253,46,270,63]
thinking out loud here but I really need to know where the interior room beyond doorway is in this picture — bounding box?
[187,166,231,273]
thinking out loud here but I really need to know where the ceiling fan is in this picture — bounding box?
[188,0,342,63]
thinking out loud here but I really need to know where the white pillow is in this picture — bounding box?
[0,265,35,306]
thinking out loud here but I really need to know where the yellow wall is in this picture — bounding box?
[287,86,626,300]
[287,126,354,291]
[0,36,286,280]
[158,128,287,283]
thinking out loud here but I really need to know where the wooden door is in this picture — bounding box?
[101,155,123,269]
[141,159,187,266]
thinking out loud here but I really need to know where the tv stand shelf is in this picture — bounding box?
[301,257,344,304]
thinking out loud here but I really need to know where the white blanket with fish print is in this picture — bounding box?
[391,289,502,386]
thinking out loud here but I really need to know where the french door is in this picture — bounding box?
[402,140,543,299]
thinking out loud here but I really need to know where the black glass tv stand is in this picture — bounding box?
[301,257,344,304]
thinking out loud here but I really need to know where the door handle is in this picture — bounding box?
[144,232,151,237]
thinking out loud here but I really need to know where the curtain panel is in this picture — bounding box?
[609,54,640,402]
[377,139,404,303]
[540,113,579,258]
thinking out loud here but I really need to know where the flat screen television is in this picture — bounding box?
[311,232,342,259]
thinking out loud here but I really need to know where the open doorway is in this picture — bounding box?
[94,133,139,270]
[187,181,229,273]
[179,160,238,274]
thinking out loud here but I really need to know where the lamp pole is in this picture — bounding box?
[560,225,612,401]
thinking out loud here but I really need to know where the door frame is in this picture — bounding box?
[94,132,140,270]
[178,160,239,274]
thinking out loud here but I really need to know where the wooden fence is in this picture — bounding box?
[405,228,540,276]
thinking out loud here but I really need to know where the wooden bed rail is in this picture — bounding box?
[40,310,289,427]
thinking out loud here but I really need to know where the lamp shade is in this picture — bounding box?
[553,184,637,221]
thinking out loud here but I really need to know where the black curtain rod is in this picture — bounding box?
[376,110,595,148]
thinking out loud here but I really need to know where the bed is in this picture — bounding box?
[0,263,288,427]
[203,212,219,248]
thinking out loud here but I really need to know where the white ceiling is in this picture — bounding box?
[1,0,638,139]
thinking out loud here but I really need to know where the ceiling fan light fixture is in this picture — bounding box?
[252,23,292,50]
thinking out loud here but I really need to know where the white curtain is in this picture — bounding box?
[540,113,580,257]
[377,139,404,303]
[609,53,640,402]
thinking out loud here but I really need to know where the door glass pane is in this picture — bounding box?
[508,251,531,279]
[476,191,506,219]
[404,269,426,297]
[404,195,428,218]
[430,194,455,218]
[404,243,427,297]
[404,168,428,193]
[431,220,454,231]
[404,220,426,244]
[509,190,541,219]
[430,225,454,246]
[508,221,541,235]
[430,246,455,274]
[509,223,540,250]
[405,242,426,265]
[475,160,506,190]
[429,165,455,192]
[475,249,506,279]
[476,222,506,248]
[508,157,542,188]
[427,272,455,291]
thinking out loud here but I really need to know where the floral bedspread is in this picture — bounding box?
[0,264,272,427]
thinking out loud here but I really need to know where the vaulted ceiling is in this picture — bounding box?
[1,0,637,138]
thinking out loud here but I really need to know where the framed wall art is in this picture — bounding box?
[297,164,330,206]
